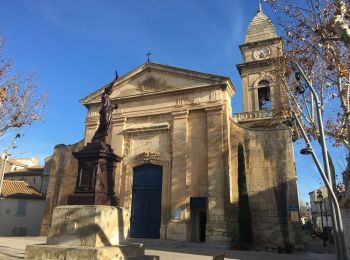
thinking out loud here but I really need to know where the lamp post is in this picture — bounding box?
[306,202,312,235]
[317,191,324,231]
[325,203,329,229]
[286,63,348,260]
[317,190,326,247]
[0,133,20,196]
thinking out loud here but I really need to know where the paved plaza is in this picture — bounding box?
[0,232,336,260]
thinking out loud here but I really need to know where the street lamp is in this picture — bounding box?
[300,147,313,155]
[317,190,326,247]
[295,72,306,94]
[317,191,324,230]
[0,133,21,196]
[289,63,347,260]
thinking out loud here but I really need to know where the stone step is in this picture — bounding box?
[130,256,160,260]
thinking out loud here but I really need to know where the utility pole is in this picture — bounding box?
[0,133,20,195]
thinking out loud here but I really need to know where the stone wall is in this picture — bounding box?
[188,110,208,198]
[229,121,302,250]
[341,207,350,258]
[40,141,84,235]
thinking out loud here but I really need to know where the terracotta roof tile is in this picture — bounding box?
[1,180,44,199]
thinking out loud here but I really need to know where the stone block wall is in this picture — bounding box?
[40,141,84,235]
[229,121,302,249]
[341,207,350,258]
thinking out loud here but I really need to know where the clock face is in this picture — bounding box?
[253,47,271,60]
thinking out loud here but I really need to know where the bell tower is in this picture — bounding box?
[236,5,284,115]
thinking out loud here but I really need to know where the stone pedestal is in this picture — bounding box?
[24,205,144,260]
[67,142,122,206]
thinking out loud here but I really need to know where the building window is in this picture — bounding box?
[258,80,272,110]
[16,200,27,216]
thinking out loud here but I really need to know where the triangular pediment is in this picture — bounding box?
[81,62,234,105]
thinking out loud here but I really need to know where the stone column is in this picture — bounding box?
[167,110,188,241]
[111,116,126,198]
[206,106,229,243]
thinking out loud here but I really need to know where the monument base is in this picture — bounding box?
[67,192,119,206]
[24,205,144,260]
[67,141,122,207]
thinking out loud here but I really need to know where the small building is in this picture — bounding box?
[309,187,332,233]
[0,180,45,236]
[4,165,48,195]
[0,157,39,173]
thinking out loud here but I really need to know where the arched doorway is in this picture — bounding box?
[130,164,163,238]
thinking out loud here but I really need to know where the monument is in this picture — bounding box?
[67,85,121,206]
[24,85,145,259]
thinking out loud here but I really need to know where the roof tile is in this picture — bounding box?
[1,180,44,199]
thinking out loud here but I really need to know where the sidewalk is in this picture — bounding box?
[0,236,336,260]
[302,231,335,254]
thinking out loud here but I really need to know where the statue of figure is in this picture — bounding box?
[92,85,117,143]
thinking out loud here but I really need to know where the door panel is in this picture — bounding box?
[130,164,162,238]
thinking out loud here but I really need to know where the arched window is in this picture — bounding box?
[258,80,272,110]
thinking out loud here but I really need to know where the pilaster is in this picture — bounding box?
[205,105,230,243]
[167,110,189,240]
[84,117,98,145]
[111,116,126,196]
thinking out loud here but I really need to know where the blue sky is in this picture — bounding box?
[0,0,345,202]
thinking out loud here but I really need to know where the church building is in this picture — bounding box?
[41,7,302,249]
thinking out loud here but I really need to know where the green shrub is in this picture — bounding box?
[238,143,253,246]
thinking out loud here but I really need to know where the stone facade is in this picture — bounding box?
[41,8,302,249]
[341,207,350,256]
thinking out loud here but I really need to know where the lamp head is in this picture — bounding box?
[295,71,301,81]
[317,190,323,202]
[300,147,312,155]
[296,84,306,94]
[282,118,294,127]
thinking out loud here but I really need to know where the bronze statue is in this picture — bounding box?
[92,85,117,143]
[68,83,121,206]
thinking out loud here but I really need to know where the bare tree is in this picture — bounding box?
[265,0,350,190]
[0,36,46,138]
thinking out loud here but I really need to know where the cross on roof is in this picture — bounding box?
[258,0,262,12]
[146,51,152,62]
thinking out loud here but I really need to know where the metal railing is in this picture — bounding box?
[234,110,273,122]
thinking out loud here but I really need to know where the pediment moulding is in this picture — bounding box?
[85,117,98,129]
[131,151,169,166]
[112,116,127,126]
[109,82,229,103]
[172,110,189,119]
[136,151,160,161]
[80,62,235,106]
[125,122,170,134]
[205,105,223,115]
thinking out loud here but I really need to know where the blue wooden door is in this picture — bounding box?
[130,164,162,238]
